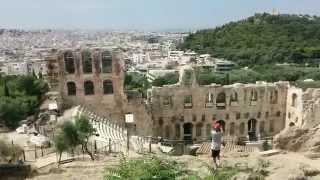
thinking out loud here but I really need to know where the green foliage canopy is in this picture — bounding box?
[180,13,320,66]
[0,75,48,129]
[152,72,179,87]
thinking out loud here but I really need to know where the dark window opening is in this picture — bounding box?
[175,124,181,138]
[103,80,113,94]
[216,92,226,109]
[64,51,75,74]
[67,82,76,96]
[82,50,93,73]
[196,123,203,137]
[229,122,235,135]
[102,51,112,73]
[84,81,94,95]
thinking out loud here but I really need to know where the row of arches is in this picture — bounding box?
[66,80,113,96]
[179,89,279,109]
[205,89,278,104]
[161,119,275,140]
[64,50,112,74]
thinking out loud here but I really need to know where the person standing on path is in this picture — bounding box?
[211,122,223,169]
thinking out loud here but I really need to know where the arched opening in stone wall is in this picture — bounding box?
[67,82,76,96]
[205,92,214,107]
[239,122,245,135]
[64,51,75,74]
[216,92,226,109]
[229,122,235,136]
[84,81,94,95]
[184,95,193,108]
[103,80,113,94]
[206,92,214,103]
[250,90,258,101]
[183,123,193,141]
[216,120,226,132]
[102,51,112,73]
[259,121,265,134]
[270,90,278,104]
[248,119,257,141]
[292,93,298,107]
[165,125,170,139]
[82,50,93,73]
[230,91,238,104]
[175,124,181,139]
[196,123,203,137]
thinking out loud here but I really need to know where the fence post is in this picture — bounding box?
[41,146,44,157]
[108,139,111,153]
[149,139,151,153]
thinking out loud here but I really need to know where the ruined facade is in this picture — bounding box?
[148,82,288,141]
[47,49,320,141]
[286,87,320,129]
[47,49,127,122]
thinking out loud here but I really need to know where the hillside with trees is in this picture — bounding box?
[0,74,48,129]
[180,13,320,66]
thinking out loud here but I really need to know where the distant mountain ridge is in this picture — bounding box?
[179,13,320,66]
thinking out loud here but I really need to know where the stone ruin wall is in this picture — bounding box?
[287,87,320,129]
[148,81,289,141]
[286,87,304,127]
[47,48,320,139]
[46,48,152,137]
[57,49,126,122]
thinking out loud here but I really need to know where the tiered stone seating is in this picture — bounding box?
[76,106,127,152]
[75,106,151,153]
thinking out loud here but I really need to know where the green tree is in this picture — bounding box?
[54,132,68,165]
[180,13,320,66]
[75,115,95,160]
[4,79,9,97]
[38,71,43,79]
[0,75,48,129]
[62,121,79,155]
[152,73,179,87]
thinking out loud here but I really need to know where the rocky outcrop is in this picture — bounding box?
[274,125,320,153]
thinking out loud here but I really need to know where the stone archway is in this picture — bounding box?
[248,119,257,141]
[183,123,193,141]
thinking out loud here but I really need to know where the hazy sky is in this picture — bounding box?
[0,0,319,30]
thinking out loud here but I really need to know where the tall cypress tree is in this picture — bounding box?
[4,79,9,97]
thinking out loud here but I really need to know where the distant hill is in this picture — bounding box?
[179,13,320,66]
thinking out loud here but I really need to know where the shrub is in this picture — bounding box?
[104,155,185,180]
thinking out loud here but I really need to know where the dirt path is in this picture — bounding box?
[26,151,320,180]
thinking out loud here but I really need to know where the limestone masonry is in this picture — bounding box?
[46,49,320,142]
